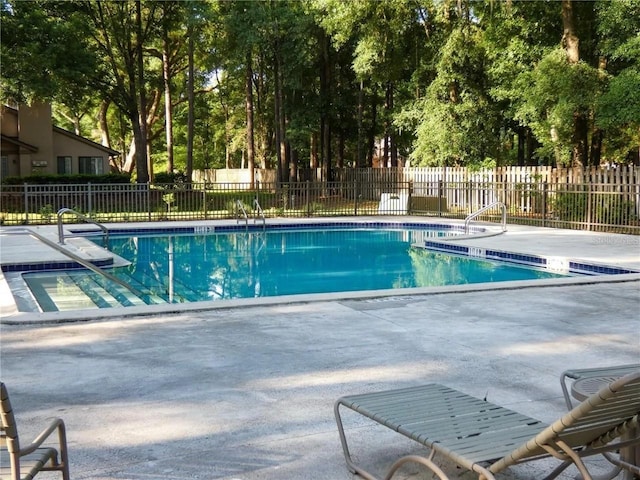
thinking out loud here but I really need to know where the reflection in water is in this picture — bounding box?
[102,229,565,303]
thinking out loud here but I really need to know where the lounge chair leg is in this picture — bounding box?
[382,455,450,480]
[334,400,380,480]
[562,441,596,480]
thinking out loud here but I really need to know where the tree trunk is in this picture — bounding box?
[245,50,255,186]
[319,29,332,181]
[367,91,377,167]
[162,27,174,174]
[389,83,398,167]
[289,145,298,182]
[224,108,231,169]
[384,83,391,168]
[590,128,603,167]
[322,120,331,181]
[98,100,111,149]
[562,0,580,64]
[357,80,364,167]
[134,0,149,184]
[562,0,588,168]
[186,19,195,182]
[275,51,288,183]
[273,52,284,183]
[337,129,345,169]
[517,126,525,166]
[310,132,318,170]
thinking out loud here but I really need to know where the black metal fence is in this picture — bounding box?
[1,180,638,234]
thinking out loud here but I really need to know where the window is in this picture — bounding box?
[57,156,72,174]
[78,156,104,175]
[1,156,8,178]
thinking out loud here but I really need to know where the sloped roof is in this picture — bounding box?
[0,134,38,152]
[53,126,119,156]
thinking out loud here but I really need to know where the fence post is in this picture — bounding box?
[542,181,548,228]
[354,175,359,215]
[88,182,93,214]
[202,184,207,220]
[147,182,151,222]
[23,183,29,224]
[305,181,311,217]
[586,182,593,231]
[438,180,444,217]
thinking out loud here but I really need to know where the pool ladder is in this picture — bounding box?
[236,200,249,230]
[236,199,266,231]
[254,199,266,230]
[464,201,507,234]
[57,208,110,248]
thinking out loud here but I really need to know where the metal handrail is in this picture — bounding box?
[254,198,266,229]
[236,200,248,230]
[464,201,507,234]
[57,208,109,248]
[12,228,146,299]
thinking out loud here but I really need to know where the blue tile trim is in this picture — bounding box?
[421,240,638,276]
[70,221,472,238]
[2,258,113,273]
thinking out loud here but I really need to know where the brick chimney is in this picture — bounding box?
[18,101,54,173]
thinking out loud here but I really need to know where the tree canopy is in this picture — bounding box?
[2,0,638,182]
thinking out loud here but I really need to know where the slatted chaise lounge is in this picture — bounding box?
[334,371,640,480]
[0,382,70,480]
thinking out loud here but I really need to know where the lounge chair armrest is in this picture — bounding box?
[20,417,67,456]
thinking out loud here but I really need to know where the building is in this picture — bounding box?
[0,102,119,179]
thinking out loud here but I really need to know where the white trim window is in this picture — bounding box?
[79,156,104,175]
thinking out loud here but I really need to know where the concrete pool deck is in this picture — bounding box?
[0,218,639,479]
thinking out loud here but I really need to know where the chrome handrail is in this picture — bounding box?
[236,200,248,230]
[254,198,266,229]
[464,201,507,234]
[57,208,109,248]
[13,228,146,299]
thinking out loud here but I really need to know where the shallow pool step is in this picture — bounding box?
[24,272,101,312]
[22,270,167,312]
[72,273,149,308]
[105,271,168,305]
[116,268,200,303]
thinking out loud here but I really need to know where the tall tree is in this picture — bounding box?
[0,1,97,106]
[77,0,160,183]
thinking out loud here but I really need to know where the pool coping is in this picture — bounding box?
[1,217,639,324]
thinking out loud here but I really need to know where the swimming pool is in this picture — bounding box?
[19,223,576,312]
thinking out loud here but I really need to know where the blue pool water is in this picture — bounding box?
[98,227,565,302]
[20,225,576,311]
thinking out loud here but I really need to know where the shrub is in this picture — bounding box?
[153,171,190,188]
[2,173,131,185]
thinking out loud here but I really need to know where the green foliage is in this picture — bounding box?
[552,190,638,223]
[2,173,131,185]
[153,171,190,187]
[407,26,501,167]
[596,66,640,145]
[2,0,639,174]
[0,1,97,103]
[513,49,603,165]
[38,204,54,224]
